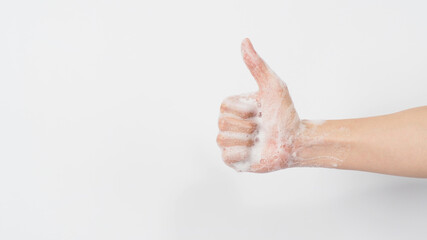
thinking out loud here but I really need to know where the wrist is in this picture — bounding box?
[289,119,351,168]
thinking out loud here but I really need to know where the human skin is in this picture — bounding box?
[217,38,427,178]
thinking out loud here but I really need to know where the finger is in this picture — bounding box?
[241,38,281,92]
[249,163,269,173]
[220,95,258,119]
[218,116,257,133]
[220,104,256,119]
[250,159,286,173]
[250,161,275,173]
[222,147,249,164]
[216,132,254,147]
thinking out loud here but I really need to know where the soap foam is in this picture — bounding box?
[221,93,258,115]
[218,95,265,172]
[218,90,345,172]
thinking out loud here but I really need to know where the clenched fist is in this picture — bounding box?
[217,38,303,173]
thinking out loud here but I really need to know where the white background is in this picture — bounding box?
[1,0,427,239]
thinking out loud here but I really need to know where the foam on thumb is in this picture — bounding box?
[241,38,278,93]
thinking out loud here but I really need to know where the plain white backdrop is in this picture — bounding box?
[1,0,427,239]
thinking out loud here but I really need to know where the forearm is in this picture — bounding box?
[294,106,427,177]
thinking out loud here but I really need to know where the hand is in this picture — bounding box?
[217,38,302,173]
[217,39,427,178]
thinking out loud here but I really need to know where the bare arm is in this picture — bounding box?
[298,107,427,177]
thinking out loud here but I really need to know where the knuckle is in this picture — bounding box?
[222,147,250,165]
[220,102,227,112]
[216,133,229,147]
[222,151,236,166]
[216,134,223,145]
[220,96,237,112]
[218,117,227,130]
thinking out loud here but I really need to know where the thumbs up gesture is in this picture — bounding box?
[217,38,302,173]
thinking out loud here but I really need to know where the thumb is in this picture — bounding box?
[241,38,282,92]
